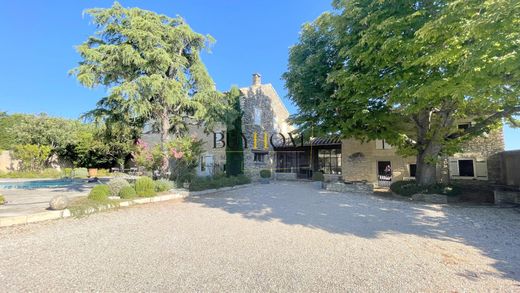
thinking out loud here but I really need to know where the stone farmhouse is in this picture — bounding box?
[143,73,505,187]
[142,73,292,179]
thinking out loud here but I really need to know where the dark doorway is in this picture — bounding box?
[377,161,392,187]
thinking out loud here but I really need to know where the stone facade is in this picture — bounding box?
[239,73,291,179]
[341,139,416,183]
[342,127,505,186]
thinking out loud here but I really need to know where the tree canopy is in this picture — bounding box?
[284,0,520,185]
[71,2,229,173]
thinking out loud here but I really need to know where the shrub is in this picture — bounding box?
[135,176,156,197]
[119,186,137,199]
[97,169,110,177]
[390,180,461,197]
[107,178,131,196]
[155,179,174,192]
[0,194,5,205]
[312,171,324,181]
[12,144,52,171]
[0,168,62,178]
[259,169,271,179]
[88,185,110,201]
[189,174,251,191]
[62,168,73,178]
[73,168,88,178]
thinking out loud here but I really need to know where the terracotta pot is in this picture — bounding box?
[88,168,98,178]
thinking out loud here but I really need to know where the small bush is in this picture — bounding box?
[135,176,156,197]
[107,178,131,196]
[0,195,5,205]
[88,185,110,201]
[390,180,460,197]
[155,179,174,192]
[119,186,137,199]
[312,171,324,181]
[260,169,271,179]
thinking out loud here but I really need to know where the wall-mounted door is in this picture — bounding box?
[377,161,392,187]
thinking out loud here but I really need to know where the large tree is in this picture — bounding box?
[72,2,228,173]
[284,0,520,185]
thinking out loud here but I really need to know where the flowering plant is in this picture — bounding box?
[166,136,204,183]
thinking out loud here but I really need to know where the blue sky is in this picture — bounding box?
[0,1,518,150]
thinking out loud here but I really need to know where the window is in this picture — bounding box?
[318,149,342,174]
[375,139,392,150]
[254,108,262,125]
[409,164,417,177]
[254,152,267,163]
[458,160,475,177]
[449,158,487,179]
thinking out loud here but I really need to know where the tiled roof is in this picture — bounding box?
[308,136,342,146]
[274,136,342,148]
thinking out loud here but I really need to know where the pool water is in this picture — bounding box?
[0,179,87,190]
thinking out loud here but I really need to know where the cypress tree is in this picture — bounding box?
[225,87,244,176]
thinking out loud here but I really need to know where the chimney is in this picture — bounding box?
[252,73,261,86]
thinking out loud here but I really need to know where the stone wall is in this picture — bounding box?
[0,150,19,172]
[493,150,520,187]
[274,172,297,181]
[494,191,520,204]
[325,182,374,194]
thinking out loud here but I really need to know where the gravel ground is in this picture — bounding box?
[0,182,519,292]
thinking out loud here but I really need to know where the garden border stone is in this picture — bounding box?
[0,183,254,228]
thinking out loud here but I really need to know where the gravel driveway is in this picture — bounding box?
[1,182,519,292]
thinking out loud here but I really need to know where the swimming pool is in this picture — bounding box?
[0,179,88,190]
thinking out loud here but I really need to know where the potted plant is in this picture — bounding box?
[87,167,98,178]
[311,171,324,189]
[259,169,271,184]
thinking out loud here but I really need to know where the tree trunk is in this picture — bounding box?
[415,141,442,186]
[160,109,170,176]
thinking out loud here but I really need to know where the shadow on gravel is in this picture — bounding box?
[189,182,520,282]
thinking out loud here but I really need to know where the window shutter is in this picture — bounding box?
[449,158,459,177]
[475,160,488,180]
[384,140,393,149]
[375,139,384,150]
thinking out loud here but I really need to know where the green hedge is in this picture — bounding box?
[135,176,156,197]
[189,174,251,191]
[0,168,62,179]
[390,180,460,197]
[88,185,110,201]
